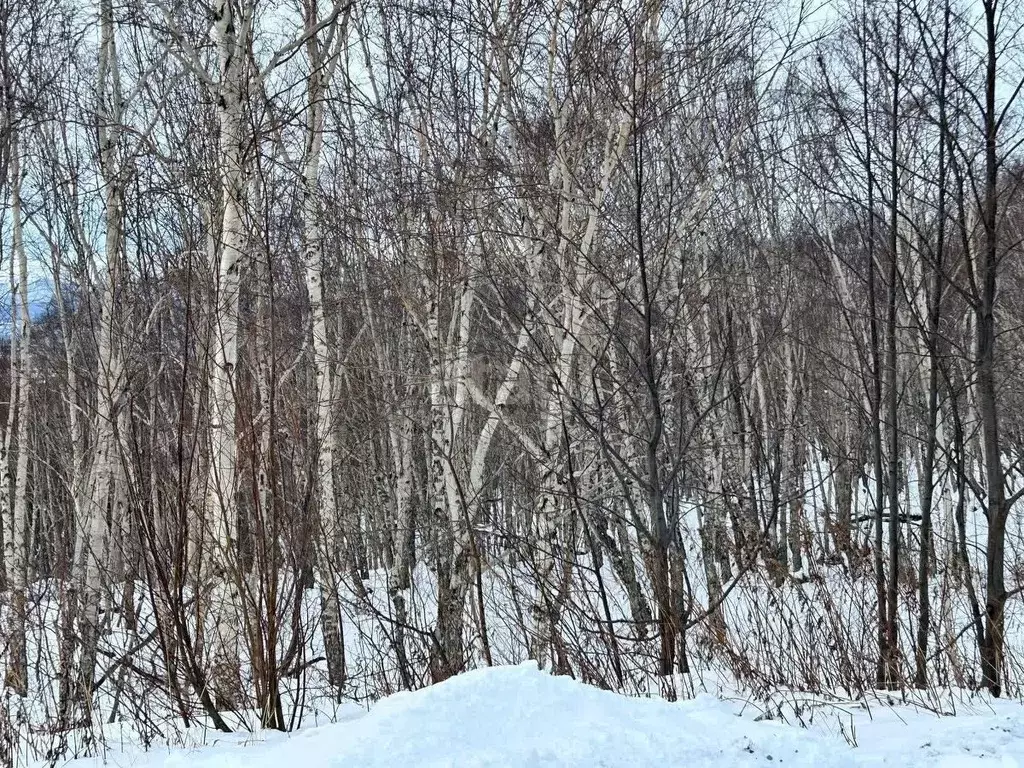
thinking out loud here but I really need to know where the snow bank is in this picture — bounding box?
[50,663,1024,767]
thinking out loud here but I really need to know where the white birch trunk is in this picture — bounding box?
[77,0,127,712]
[300,6,349,695]
[49,235,88,719]
[425,282,464,680]
[532,107,630,667]
[779,333,798,576]
[4,127,28,695]
[387,414,415,684]
[0,244,15,598]
[207,0,248,710]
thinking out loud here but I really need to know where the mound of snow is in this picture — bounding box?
[49,663,1024,767]
[57,663,850,767]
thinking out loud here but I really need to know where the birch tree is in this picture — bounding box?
[75,0,128,713]
[299,0,351,699]
[4,125,28,696]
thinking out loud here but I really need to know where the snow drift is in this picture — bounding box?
[47,662,1024,767]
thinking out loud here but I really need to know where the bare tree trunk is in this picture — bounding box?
[914,0,950,688]
[882,0,903,687]
[387,415,415,689]
[207,0,249,711]
[300,1,350,699]
[52,242,85,723]
[4,127,28,697]
[779,333,799,576]
[855,2,889,686]
[977,0,1008,698]
[77,0,127,715]
[426,287,465,682]
[532,106,630,666]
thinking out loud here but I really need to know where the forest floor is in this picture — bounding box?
[38,662,1024,767]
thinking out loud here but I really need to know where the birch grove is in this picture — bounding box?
[1,0,1024,754]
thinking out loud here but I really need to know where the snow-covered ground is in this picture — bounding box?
[10,453,1024,766]
[43,662,1024,768]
